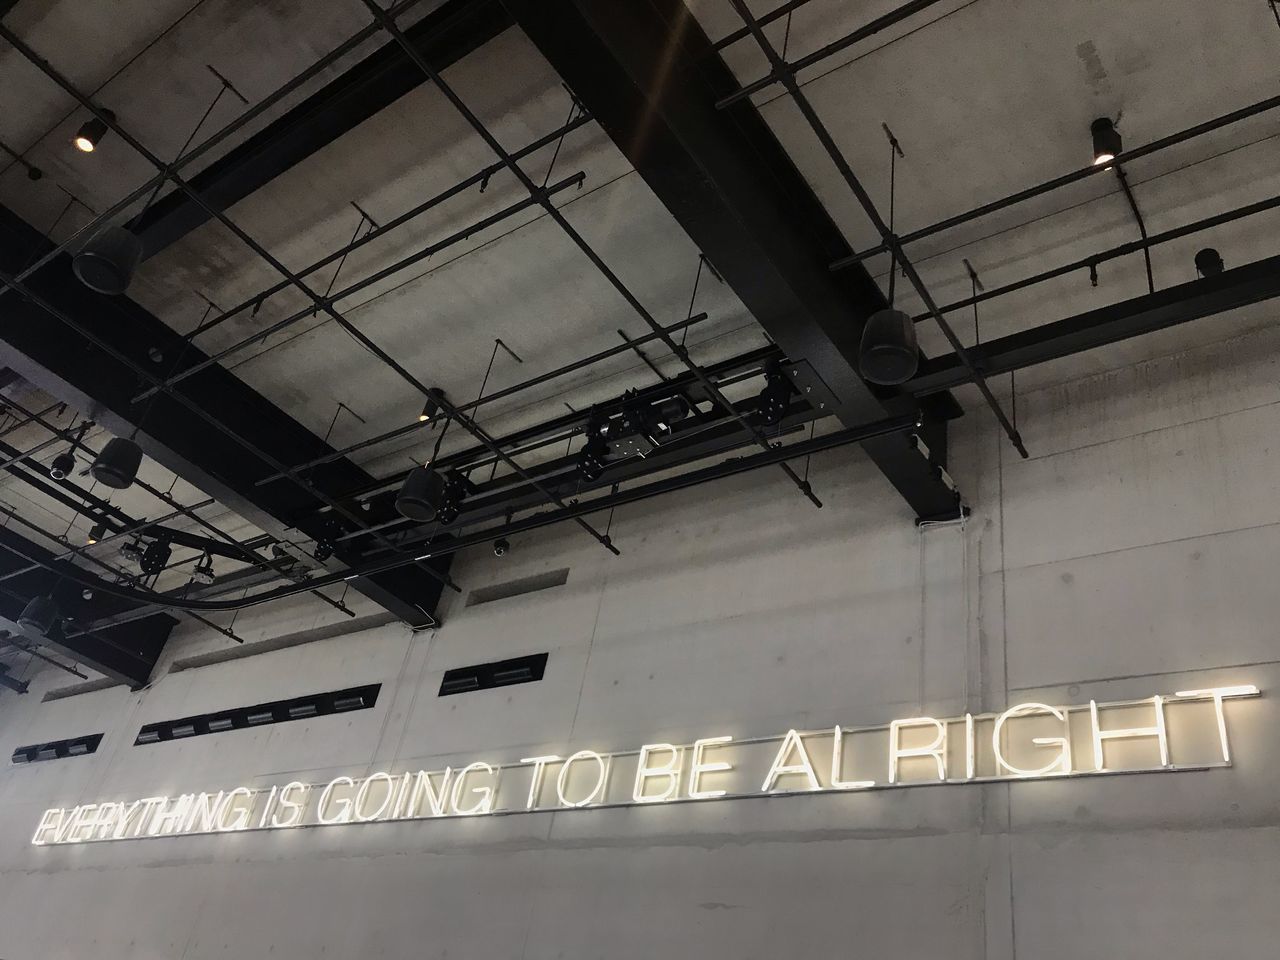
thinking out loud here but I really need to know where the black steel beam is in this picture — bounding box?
[905,254,1280,396]
[0,203,450,625]
[132,0,514,258]
[505,0,961,519]
[0,524,175,686]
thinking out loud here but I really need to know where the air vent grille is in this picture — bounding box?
[439,653,548,697]
[11,733,103,764]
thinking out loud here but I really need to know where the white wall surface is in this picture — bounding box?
[1,314,1279,958]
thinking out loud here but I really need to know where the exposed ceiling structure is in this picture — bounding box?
[0,0,1276,688]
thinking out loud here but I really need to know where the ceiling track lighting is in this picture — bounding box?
[18,594,59,636]
[91,436,143,489]
[48,450,76,481]
[86,521,107,545]
[1091,117,1122,167]
[72,109,114,153]
[417,387,446,423]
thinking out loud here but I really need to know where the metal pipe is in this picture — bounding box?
[0,0,430,303]
[910,190,1280,323]
[131,113,594,403]
[717,0,948,108]
[253,310,711,486]
[728,0,1027,458]
[713,0,816,50]
[132,170,586,403]
[831,92,1280,271]
[0,34,614,566]
[0,408,916,615]
[361,0,824,509]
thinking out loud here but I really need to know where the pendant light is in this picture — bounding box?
[18,595,59,636]
[396,466,449,521]
[1091,117,1122,167]
[91,436,143,489]
[72,224,143,295]
[72,109,115,153]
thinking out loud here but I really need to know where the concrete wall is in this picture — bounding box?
[1,317,1279,958]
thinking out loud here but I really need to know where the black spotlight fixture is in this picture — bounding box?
[91,436,143,489]
[72,109,115,153]
[192,553,215,585]
[1091,117,1122,167]
[417,387,446,424]
[859,307,919,385]
[577,424,611,483]
[48,449,76,481]
[86,522,107,545]
[755,363,793,426]
[493,538,510,558]
[396,466,449,522]
[1195,247,1225,277]
[73,224,143,295]
[18,595,59,636]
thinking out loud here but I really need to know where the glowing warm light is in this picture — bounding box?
[451,761,497,815]
[633,744,681,802]
[1092,153,1115,167]
[74,136,95,153]
[888,717,947,783]
[1174,685,1260,762]
[521,756,561,809]
[1091,696,1169,771]
[688,736,733,799]
[992,703,1072,777]
[830,725,875,789]
[761,729,821,792]
[272,782,309,827]
[556,750,609,808]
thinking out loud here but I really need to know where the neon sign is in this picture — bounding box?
[31,685,1258,845]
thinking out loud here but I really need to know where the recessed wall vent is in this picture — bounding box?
[133,683,380,746]
[439,652,548,697]
[465,568,569,607]
[11,733,103,765]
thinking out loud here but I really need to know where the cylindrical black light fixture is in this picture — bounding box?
[72,109,115,153]
[395,466,449,521]
[1194,247,1225,277]
[418,388,445,423]
[1091,117,1122,167]
[91,436,143,489]
[859,308,919,385]
[73,225,143,295]
[18,595,59,636]
[86,522,107,545]
[49,449,76,480]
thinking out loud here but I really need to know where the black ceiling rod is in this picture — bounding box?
[911,190,1280,323]
[0,0,434,302]
[1,396,362,615]
[713,0,815,50]
[1112,164,1155,294]
[0,638,86,680]
[727,0,1027,459]
[359,0,825,511]
[253,311,711,487]
[0,42,619,564]
[717,0,948,108]
[133,165,586,404]
[832,91,1280,272]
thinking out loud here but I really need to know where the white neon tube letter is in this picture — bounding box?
[216,788,253,831]
[521,755,561,809]
[1090,696,1169,771]
[353,772,396,822]
[888,717,948,783]
[316,777,355,824]
[1174,685,1260,762]
[451,762,497,815]
[688,736,734,799]
[272,782,310,827]
[633,744,681,803]
[761,729,821,792]
[31,808,64,845]
[556,750,609,808]
[407,768,454,818]
[992,703,1072,777]
[831,726,875,789]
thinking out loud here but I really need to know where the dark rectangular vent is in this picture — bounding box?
[465,568,569,607]
[439,652,548,697]
[133,683,380,746]
[11,733,103,765]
